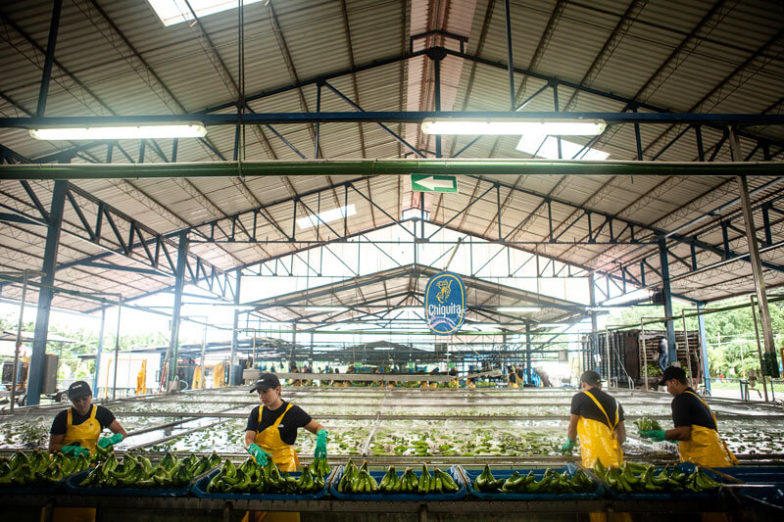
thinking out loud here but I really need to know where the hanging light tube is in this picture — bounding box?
[29,123,208,141]
[421,118,606,136]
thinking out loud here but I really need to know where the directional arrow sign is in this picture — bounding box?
[411,174,458,193]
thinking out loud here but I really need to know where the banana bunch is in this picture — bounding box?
[205,458,324,494]
[499,468,595,494]
[0,449,92,487]
[593,460,722,493]
[634,417,662,432]
[80,451,220,489]
[310,456,331,477]
[336,460,459,494]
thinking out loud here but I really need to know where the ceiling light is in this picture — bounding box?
[496,307,541,313]
[421,119,606,136]
[29,124,207,141]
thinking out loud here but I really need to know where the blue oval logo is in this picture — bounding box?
[424,272,466,335]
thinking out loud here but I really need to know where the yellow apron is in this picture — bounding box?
[255,404,300,472]
[63,405,101,453]
[577,390,624,469]
[245,404,300,522]
[677,391,738,467]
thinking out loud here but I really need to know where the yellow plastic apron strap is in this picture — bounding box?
[679,391,738,466]
[63,405,101,453]
[578,391,623,469]
[255,404,299,472]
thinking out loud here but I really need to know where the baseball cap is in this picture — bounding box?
[68,381,92,400]
[580,371,601,386]
[249,373,281,393]
[659,366,686,385]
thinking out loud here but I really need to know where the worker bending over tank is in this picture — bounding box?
[561,371,626,468]
[640,366,737,467]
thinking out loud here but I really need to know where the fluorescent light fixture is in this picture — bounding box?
[497,307,541,313]
[517,135,609,160]
[297,204,356,230]
[148,0,264,27]
[421,118,606,136]
[29,124,207,141]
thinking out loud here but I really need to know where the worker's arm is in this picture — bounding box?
[567,414,579,441]
[48,433,66,453]
[244,430,257,450]
[304,419,326,435]
[108,419,127,437]
[665,426,691,441]
[614,421,626,444]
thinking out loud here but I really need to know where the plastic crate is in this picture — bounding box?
[464,464,603,500]
[328,465,466,501]
[64,470,192,497]
[192,468,331,500]
[705,466,784,508]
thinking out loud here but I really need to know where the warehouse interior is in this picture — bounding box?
[1,0,784,520]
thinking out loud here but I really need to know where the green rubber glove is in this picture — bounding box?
[639,429,667,442]
[247,443,270,465]
[559,437,576,454]
[314,429,328,459]
[97,433,124,448]
[61,445,90,458]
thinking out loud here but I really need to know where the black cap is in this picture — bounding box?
[249,373,281,393]
[68,381,92,400]
[580,371,601,386]
[659,366,686,385]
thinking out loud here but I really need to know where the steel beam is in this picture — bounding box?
[658,239,677,364]
[27,180,67,405]
[35,0,63,117]
[2,159,783,180]
[167,231,188,385]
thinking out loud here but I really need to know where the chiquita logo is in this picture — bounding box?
[424,272,466,335]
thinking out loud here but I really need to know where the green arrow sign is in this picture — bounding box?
[411,174,458,193]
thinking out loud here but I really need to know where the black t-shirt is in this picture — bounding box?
[245,401,312,445]
[570,388,625,428]
[671,388,716,430]
[50,405,116,435]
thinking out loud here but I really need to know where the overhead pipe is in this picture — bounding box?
[1,159,783,179]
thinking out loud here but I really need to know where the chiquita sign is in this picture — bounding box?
[424,272,466,335]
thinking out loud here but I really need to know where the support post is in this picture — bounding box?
[167,232,188,389]
[111,299,122,400]
[696,302,711,395]
[730,128,779,377]
[10,271,30,412]
[589,273,600,373]
[525,323,532,383]
[504,0,515,110]
[36,0,63,117]
[658,239,677,364]
[28,180,67,406]
[749,296,770,402]
[93,307,106,396]
[229,271,242,386]
[433,53,442,159]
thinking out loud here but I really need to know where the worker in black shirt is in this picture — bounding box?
[244,373,327,472]
[48,381,127,456]
[640,366,737,467]
[561,371,626,468]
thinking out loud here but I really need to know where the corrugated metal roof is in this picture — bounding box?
[1,0,783,318]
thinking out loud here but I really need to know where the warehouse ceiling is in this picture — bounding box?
[1,0,784,323]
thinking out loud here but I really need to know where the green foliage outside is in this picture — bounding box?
[0,315,167,382]
[608,296,784,379]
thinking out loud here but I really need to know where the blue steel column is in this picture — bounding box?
[434,53,442,158]
[93,307,106,395]
[36,0,63,117]
[589,273,600,373]
[658,239,677,364]
[27,180,67,405]
[229,271,242,386]
[525,323,532,382]
[504,0,515,110]
[167,232,188,386]
[696,302,711,394]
